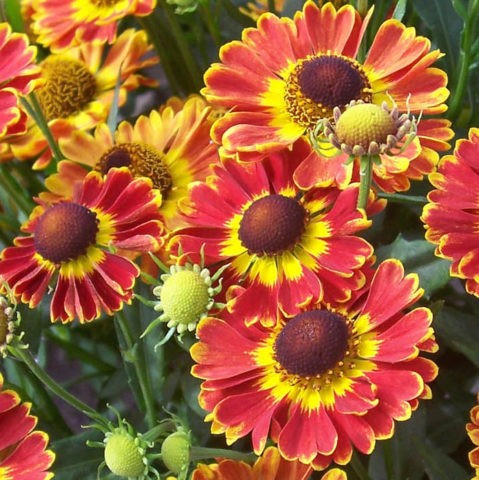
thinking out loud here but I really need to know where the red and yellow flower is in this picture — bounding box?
[173,138,375,326]
[422,127,479,297]
[44,95,218,231]
[467,393,479,479]
[2,28,157,169]
[0,23,42,138]
[294,103,453,193]
[29,0,156,51]
[0,372,55,480]
[204,1,448,156]
[0,167,164,323]
[191,259,437,470]
[191,446,312,480]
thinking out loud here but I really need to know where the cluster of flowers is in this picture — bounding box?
[0,0,479,479]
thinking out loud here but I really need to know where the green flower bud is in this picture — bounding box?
[104,431,146,478]
[161,431,191,475]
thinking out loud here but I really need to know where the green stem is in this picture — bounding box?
[377,192,428,205]
[158,0,204,92]
[357,155,373,210]
[189,446,257,463]
[9,346,101,422]
[114,311,157,429]
[447,0,479,121]
[20,94,63,165]
[199,2,222,48]
[6,359,72,436]
[137,15,182,96]
[350,451,371,480]
[142,420,176,443]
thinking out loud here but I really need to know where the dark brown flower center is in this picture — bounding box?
[238,194,306,255]
[36,56,97,121]
[89,0,119,6]
[285,54,372,128]
[96,143,173,197]
[34,203,99,264]
[275,310,349,377]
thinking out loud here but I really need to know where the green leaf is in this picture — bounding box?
[3,0,25,32]
[434,306,479,367]
[427,368,475,453]
[51,431,105,480]
[391,0,407,21]
[375,233,451,299]
[413,438,469,480]
[412,0,462,74]
[451,0,469,20]
[369,407,427,480]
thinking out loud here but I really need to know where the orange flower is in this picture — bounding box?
[30,0,156,51]
[0,372,55,480]
[3,28,157,169]
[0,23,42,138]
[191,447,312,480]
[0,168,164,323]
[422,127,479,297]
[191,260,437,469]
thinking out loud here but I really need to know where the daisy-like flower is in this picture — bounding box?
[203,1,450,181]
[44,95,218,230]
[4,28,157,169]
[0,167,164,323]
[172,138,375,326]
[467,393,479,479]
[422,127,479,297]
[191,446,312,480]
[0,23,42,138]
[29,0,156,51]
[191,259,438,470]
[0,372,55,479]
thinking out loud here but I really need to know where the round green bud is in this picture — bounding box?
[161,431,191,475]
[104,431,145,478]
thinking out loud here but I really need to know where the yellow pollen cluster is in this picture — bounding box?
[335,103,395,148]
[153,266,213,335]
[36,55,97,121]
[327,101,414,157]
[96,143,173,197]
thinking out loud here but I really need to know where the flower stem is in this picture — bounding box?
[139,3,203,96]
[377,192,428,205]
[9,345,102,422]
[158,0,204,92]
[357,155,373,210]
[20,94,63,165]
[137,15,182,96]
[189,446,257,463]
[114,311,157,429]
[447,0,479,121]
